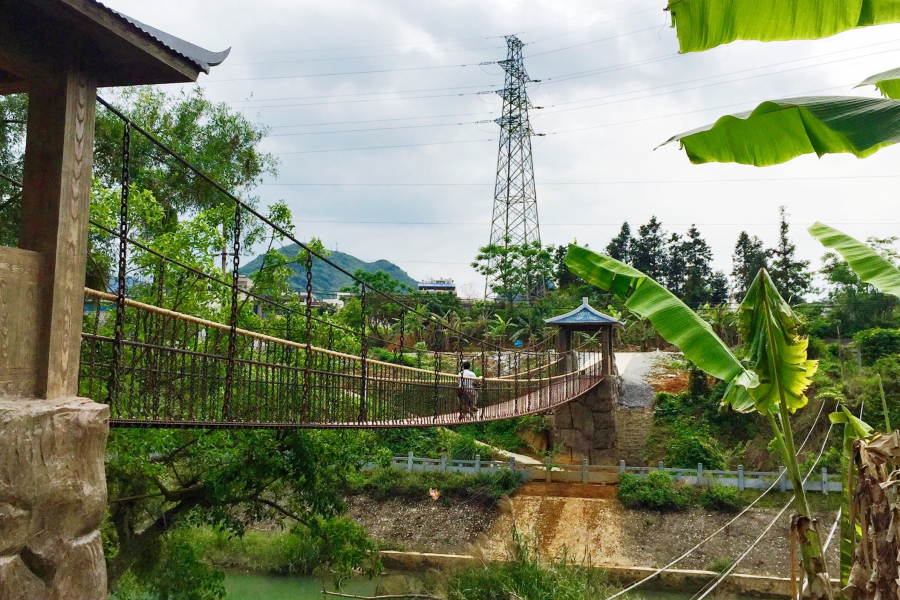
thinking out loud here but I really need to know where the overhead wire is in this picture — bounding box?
[202,61,496,84]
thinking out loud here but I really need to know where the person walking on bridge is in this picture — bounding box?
[457,361,478,418]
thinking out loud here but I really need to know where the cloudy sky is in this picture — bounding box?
[104,0,900,298]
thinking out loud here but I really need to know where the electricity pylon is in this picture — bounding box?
[484,35,543,302]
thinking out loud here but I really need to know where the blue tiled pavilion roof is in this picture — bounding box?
[544,297,623,327]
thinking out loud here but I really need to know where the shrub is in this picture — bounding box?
[698,485,743,513]
[345,467,522,505]
[707,557,734,574]
[618,471,689,511]
[853,328,900,366]
[663,422,726,470]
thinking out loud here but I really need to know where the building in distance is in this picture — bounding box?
[417,278,456,295]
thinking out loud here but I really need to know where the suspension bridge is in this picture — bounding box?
[65,99,614,429]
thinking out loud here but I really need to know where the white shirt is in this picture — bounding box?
[459,369,477,389]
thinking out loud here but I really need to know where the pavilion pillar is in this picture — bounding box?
[0,59,108,599]
[557,327,574,373]
[601,327,613,376]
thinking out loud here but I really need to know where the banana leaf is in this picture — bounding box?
[857,66,900,99]
[667,0,900,54]
[829,406,874,584]
[808,222,900,296]
[737,269,818,415]
[564,245,758,408]
[659,96,900,166]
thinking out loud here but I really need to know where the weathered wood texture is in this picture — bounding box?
[18,69,96,399]
[0,247,42,397]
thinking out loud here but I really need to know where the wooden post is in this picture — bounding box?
[18,66,97,399]
[601,327,612,376]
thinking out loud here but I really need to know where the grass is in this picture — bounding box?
[618,473,746,513]
[706,557,734,574]
[737,489,841,511]
[442,528,619,600]
[344,466,523,506]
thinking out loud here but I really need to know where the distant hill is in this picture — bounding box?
[241,245,417,298]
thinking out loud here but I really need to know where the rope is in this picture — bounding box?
[601,397,830,600]
[690,405,840,600]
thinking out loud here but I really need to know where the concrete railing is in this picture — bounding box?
[389,453,841,494]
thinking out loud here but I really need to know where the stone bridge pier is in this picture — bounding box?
[544,298,622,465]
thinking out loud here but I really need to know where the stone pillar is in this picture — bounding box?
[549,354,619,465]
[0,60,108,599]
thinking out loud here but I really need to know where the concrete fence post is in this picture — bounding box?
[545,457,552,483]
[509,456,516,475]
[780,467,787,492]
[620,459,626,474]
[658,460,664,471]
[407,451,414,471]
[440,454,447,472]
[475,454,481,475]
[698,463,704,484]
[738,465,744,490]
[822,467,828,495]
[582,458,588,484]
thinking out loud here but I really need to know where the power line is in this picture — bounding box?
[267,111,496,129]
[525,3,664,44]
[267,119,491,138]
[229,44,506,67]
[227,84,497,105]
[203,61,495,84]
[525,24,666,59]
[262,175,900,187]
[236,89,490,110]
[273,138,494,155]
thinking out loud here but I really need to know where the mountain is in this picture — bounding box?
[241,244,417,298]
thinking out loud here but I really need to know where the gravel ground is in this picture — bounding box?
[618,352,661,409]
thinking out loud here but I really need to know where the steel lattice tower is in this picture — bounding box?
[485,35,542,301]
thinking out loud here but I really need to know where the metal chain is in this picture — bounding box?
[302,252,313,420]
[223,205,241,420]
[108,121,130,406]
[397,309,405,363]
[358,285,368,422]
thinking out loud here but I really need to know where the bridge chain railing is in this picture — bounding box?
[75,96,604,427]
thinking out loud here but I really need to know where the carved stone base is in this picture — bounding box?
[549,378,619,465]
[0,397,109,599]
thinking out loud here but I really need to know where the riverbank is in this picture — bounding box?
[348,481,840,579]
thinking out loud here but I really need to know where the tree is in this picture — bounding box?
[0,94,26,246]
[665,232,687,297]
[606,222,632,263]
[732,232,770,299]
[681,225,714,306]
[472,238,555,303]
[554,244,583,287]
[771,207,814,303]
[708,270,730,305]
[631,216,668,281]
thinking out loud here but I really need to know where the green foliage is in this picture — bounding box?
[706,557,735,574]
[853,328,900,365]
[698,485,744,513]
[618,472,690,511]
[473,237,556,303]
[444,528,617,600]
[345,467,522,506]
[732,232,770,300]
[0,94,26,246]
[114,529,225,600]
[662,97,900,167]
[666,0,900,53]
[664,422,726,470]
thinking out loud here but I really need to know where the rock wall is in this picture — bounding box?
[0,397,109,600]
[549,377,618,465]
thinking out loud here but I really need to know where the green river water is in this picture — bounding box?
[224,572,377,600]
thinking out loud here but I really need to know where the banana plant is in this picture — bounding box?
[665,0,900,54]
[565,244,834,600]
